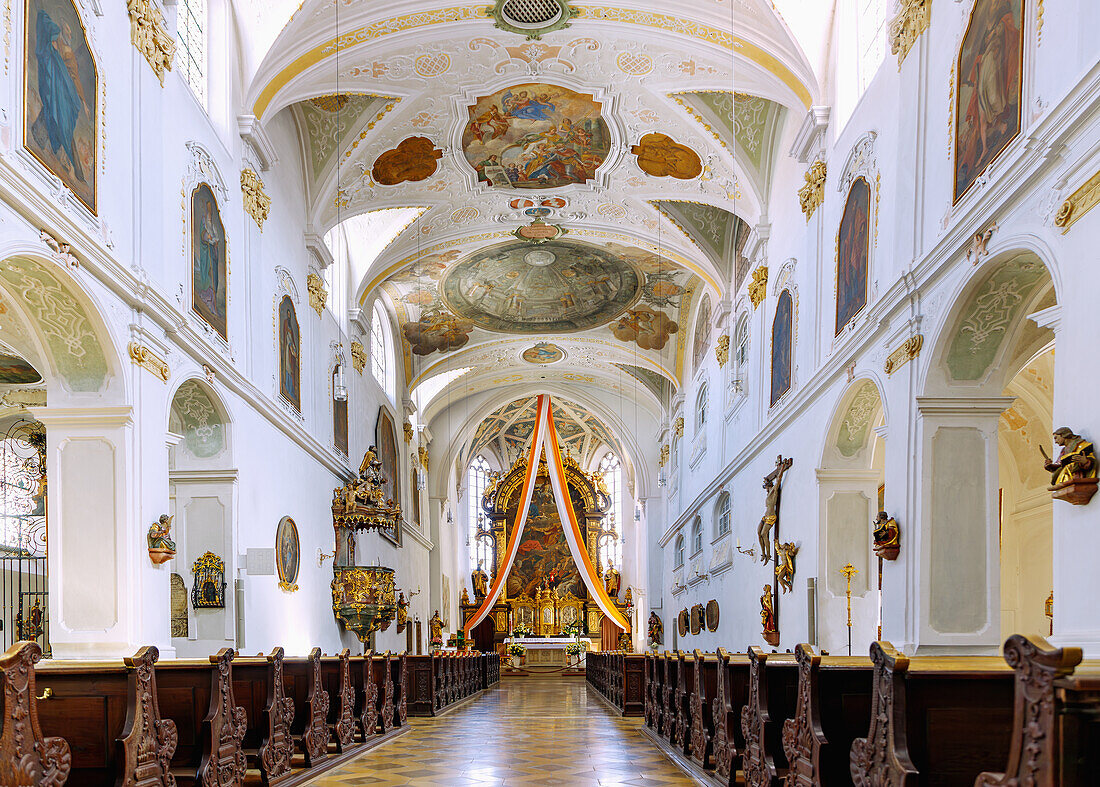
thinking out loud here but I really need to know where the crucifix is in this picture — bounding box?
[758,455,793,646]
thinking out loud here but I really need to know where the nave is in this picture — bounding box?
[303,679,692,787]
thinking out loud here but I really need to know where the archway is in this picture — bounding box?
[816,377,886,656]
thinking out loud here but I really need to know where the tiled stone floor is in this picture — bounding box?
[303,677,695,786]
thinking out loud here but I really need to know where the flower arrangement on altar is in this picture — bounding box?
[430,635,443,652]
[562,621,581,638]
[512,622,532,638]
[507,642,527,657]
[565,641,587,656]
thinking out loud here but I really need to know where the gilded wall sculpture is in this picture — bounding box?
[307,272,327,317]
[241,168,271,228]
[797,160,826,220]
[127,0,175,85]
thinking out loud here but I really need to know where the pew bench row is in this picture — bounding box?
[0,641,413,786]
[405,651,501,716]
[591,634,1100,786]
[585,650,645,716]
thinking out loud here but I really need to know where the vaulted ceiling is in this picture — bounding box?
[239,0,818,461]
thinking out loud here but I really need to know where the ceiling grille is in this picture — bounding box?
[501,0,563,26]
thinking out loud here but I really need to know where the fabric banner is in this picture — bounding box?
[463,394,631,637]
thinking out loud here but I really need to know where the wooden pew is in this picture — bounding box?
[371,653,394,735]
[849,641,1014,786]
[34,646,173,787]
[156,648,247,786]
[741,646,799,787]
[673,652,694,754]
[712,648,753,786]
[781,643,873,786]
[229,648,295,785]
[352,651,378,738]
[0,641,72,786]
[975,634,1087,786]
[644,653,659,729]
[320,650,358,752]
[690,649,719,769]
[661,653,679,742]
[389,652,407,728]
[404,654,434,716]
[283,648,330,767]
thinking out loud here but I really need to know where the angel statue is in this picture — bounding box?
[774,539,799,594]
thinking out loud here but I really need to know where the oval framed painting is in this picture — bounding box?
[706,599,720,632]
[677,609,689,637]
[276,516,300,592]
[521,342,565,364]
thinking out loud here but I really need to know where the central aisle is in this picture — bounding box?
[305,677,694,786]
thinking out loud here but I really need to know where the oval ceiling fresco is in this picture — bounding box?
[0,352,41,384]
[462,83,611,189]
[440,240,640,334]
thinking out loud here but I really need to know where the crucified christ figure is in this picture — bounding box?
[758,456,793,564]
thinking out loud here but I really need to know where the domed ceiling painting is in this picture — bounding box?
[440,240,640,334]
[462,83,611,189]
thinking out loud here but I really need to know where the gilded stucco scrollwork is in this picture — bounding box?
[1053,169,1100,234]
[797,161,826,220]
[350,340,367,373]
[715,334,730,367]
[307,273,327,317]
[673,416,684,439]
[888,0,931,67]
[240,169,271,229]
[884,334,923,375]
[748,266,768,309]
[127,0,175,85]
[128,341,169,382]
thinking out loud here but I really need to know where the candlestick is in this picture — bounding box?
[840,562,858,656]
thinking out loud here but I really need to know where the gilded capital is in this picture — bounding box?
[350,341,367,373]
[241,169,271,229]
[715,334,730,367]
[403,421,414,442]
[307,272,327,317]
[748,266,768,309]
[889,0,932,66]
[658,444,669,467]
[127,0,176,86]
[797,160,827,220]
[673,416,684,439]
[418,445,430,470]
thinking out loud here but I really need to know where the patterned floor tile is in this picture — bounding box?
[299,678,694,785]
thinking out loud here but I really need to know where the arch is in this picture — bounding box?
[714,491,731,539]
[819,375,888,469]
[696,381,709,431]
[690,516,703,556]
[168,376,232,464]
[674,533,686,569]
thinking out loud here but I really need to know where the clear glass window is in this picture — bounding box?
[467,455,492,570]
[597,452,623,568]
[370,306,393,399]
[691,517,703,555]
[717,493,731,537]
[176,0,207,106]
[674,534,685,568]
[697,384,708,429]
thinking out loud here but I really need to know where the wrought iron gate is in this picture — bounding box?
[0,419,48,656]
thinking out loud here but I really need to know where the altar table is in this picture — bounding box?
[513,637,596,667]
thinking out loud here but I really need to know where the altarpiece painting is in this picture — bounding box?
[836,177,870,334]
[955,0,1023,202]
[278,296,300,411]
[24,0,98,214]
[191,183,227,339]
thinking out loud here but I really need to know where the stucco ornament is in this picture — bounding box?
[128,0,176,85]
[797,161,826,220]
[241,169,271,229]
[673,416,684,439]
[715,334,730,367]
[748,266,768,309]
[306,273,327,317]
[128,341,169,382]
[350,341,367,373]
[888,0,931,66]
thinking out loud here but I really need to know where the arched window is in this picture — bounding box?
[735,313,750,376]
[691,516,703,555]
[696,383,708,429]
[371,305,393,400]
[715,492,731,538]
[467,456,492,570]
[597,452,623,568]
[674,534,685,568]
[836,0,888,127]
[176,0,207,105]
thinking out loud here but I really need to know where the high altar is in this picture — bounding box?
[461,452,629,648]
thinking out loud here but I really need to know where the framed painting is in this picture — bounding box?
[24,0,98,214]
[376,406,401,545]
[836,177,871,335]
[276,516,300,592]
[278,296,300,411]
[954,0,1023,203]
[770,290,792,407]
[191,184,227,339]
[334,393,348,456]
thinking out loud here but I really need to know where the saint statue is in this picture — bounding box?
[872,511,901,560]
[603,559,621,600]
[758,457,793,564]
[460,586,470,607]
[429,610,444,643]
[1043,427,1097,488]
[396,592,408,633]
[648,611,663,647]
[471,559,489,600]
[147,514,176,565]
[760,584,776,634]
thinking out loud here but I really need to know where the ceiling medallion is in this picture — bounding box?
[514,218,566,243]
[521,342,566,364]
[488,0,578,40]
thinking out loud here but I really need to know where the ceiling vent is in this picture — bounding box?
[488,0,577,39]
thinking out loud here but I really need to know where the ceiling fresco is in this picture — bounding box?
[469,396,620,468]
[655,201,750,276]
[0,352,42,384]
[439,240,641,334]
[462,83,611,189]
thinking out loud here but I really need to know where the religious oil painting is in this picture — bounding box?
[441,240,639,334]
[504,472,583,600]
[24,0,98,214]
[954,0,1023,203]
[521,342,565,365]
[191,184,227,339]
[462,83,611,189]
[836,177,870,335]
[334,393,348,456]
[278,296,300,411]
[771,290,793,407]
[276,516,300,591]
[376,407,401,545]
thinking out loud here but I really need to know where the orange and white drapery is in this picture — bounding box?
[463,394,631,637]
